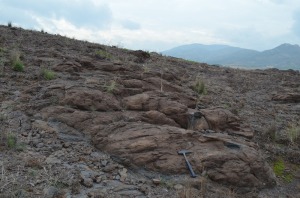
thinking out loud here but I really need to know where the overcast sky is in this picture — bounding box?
[1,0,300,51]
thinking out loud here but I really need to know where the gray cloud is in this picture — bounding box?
[0,0,112,29]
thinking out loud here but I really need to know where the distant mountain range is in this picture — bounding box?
[162,43,300,70]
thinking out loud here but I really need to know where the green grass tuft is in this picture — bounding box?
[273,158,285,176]
[42,69,56,80]
[12,59,24,72]
[273,158,294,183]
[193,78,207,95]
[95,49,112,60]
[7,133,17,149]
[10,50,24,72]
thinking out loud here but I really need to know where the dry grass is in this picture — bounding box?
[286,122,300,144]
[10,50,24,72]
[176,177,207,198]
[193,77,207,96]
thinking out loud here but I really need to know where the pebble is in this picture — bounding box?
[174,184,183,190]
[152,178,161,185]
[101,160,108,167]
[63,142,71,148]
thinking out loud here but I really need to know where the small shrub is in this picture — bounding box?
[283,173,294,183]
[193,78,207,95]
[286,123,300,144]
[7,133,17,149]
[143,65,150,73]
[95,49,112,60]
[42,69,56,80]
[273,158,285,176]
[7,21,12,27]
[12,59,24,71]
[265,123,277,142]
[273,158,294,183]
[10,51,24,72]
[104,80,117,93]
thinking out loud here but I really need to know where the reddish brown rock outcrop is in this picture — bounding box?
[91,122,276,188]
[62,88,121,111]
[199,107,240,132]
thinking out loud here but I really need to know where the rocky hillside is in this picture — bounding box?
[0,25,299,198]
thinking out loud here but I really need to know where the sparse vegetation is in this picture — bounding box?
[7,133,17,149]
[104,80,117,93]
[273,158,294,183]
[159,178,175,189]
[12,59,24,71]
[273,158,285,176]
[10,51,24,72]
[42,68,56,80]
[265,123,277,142]
[7,22,12,28]
[143,65,150,73]
[286,123,300,144]
[95,49,112,60]
[193,77,207,95]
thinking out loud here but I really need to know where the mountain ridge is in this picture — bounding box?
[162,43,300,70]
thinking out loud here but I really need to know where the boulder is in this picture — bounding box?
[91,122,276,188]
[199,108,240,132]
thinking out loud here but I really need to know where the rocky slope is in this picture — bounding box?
[0,25,299,197]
